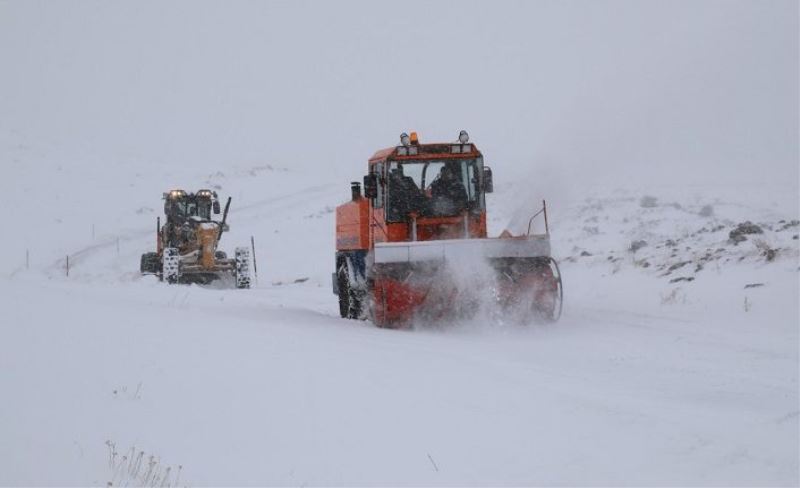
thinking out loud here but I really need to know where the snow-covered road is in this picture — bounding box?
[1,162,797,485]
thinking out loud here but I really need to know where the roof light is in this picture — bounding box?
[458,130,469,143]
[409,132,419,145]
[408,146,418,155]
[451,145,462,153]
[397,146,408,156]
[400,132,410,146]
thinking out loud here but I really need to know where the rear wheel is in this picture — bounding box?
[140,252,160,274]
[337,259,364,319]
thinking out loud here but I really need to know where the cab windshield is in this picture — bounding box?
[171,198,212,220]
[386,158,484,222]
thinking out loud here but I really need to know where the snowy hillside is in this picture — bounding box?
[1,148,797,485]
[1,1,797,485]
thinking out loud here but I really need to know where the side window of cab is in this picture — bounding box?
[373,163,384,208]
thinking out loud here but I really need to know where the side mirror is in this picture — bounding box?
[213,200,221,214]
[363,173,378,199]
[483,166,494,193]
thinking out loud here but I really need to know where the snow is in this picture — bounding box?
[1,1,797,485]
[1,154,797,485]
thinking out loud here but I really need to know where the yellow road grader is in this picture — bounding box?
[140,189,251,288]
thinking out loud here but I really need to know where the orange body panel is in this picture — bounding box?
[373,277,427,325]
[380,213,487,242]
[198,226,218,269]
[336,198,370,250]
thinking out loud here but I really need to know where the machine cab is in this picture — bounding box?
[163,189,221,223]
[362,131,494,244]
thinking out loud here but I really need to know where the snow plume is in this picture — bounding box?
[409,255,496,328]
[409,247,550,330]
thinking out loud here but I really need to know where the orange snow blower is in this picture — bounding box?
[333,131,562,327]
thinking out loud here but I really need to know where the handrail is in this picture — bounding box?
[526,200,550,236]
[371,214,388,237]
[369,207,389,242]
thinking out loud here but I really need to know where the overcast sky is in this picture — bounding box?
[1,0,797,188]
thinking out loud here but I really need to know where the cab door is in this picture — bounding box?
[369,162,388,247]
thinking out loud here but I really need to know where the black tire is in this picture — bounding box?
[234,247,251,289]
[337,266,349,318]
[337,260,363,319]
[162,247,181,284]
[140,252,160,274]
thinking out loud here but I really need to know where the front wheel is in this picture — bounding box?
[234,247,251,289]
[162,247,181,284]
[140,252,160,275]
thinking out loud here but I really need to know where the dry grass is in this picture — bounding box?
[106,440,183,487]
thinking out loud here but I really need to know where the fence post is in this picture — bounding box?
[66,255,69,277]
[251,235,258,286]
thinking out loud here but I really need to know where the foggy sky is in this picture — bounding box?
[1,0,797,187]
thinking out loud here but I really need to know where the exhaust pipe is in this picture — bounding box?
[351,182,362,201]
